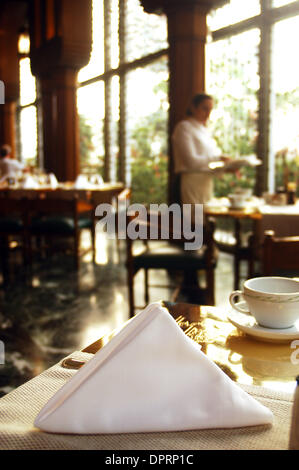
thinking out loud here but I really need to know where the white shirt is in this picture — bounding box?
[0,157,24,182]
[172,117,222,174]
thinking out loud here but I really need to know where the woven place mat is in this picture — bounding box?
[0,350,293,450]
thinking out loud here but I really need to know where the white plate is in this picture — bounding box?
[225,157,262,170]
[209,157,262,171]
[227,302,299,343]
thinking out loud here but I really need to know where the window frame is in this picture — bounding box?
[208,0,299,194]
[77,0,169,185]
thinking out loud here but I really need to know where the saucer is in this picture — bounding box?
[228,201,248,210]
[227,302,299,343]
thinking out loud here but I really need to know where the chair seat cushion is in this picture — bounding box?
[133,242,217,271]
[31,216,92,234]
[0,216,23,232]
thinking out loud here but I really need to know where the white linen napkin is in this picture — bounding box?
[89,174,104,186]
[74,174,91,189]
[21,175,39,189]
[34,303,273,434]
[48,173,58,189]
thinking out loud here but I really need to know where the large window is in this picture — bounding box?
[77,0,169,204]
[18,53,39,167]
[272,15,299,192]
[207,0,260,31]
[207,0,299,196]
[206,29,260,196]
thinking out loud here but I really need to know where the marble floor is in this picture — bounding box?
[0,230,248,397]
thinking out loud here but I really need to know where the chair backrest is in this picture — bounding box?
[125,209,216,267]
[126,209,215,244]
[0,197,27,216]
[262,230,299,275]
[27,197,79,216]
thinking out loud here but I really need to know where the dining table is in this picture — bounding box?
[0,181,125,204]
[205,198,299,289]
[0,301,297,450]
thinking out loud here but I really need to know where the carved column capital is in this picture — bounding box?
[140,0,228,14]
[29,0,92,77]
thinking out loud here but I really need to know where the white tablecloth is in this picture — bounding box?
[0,351,294,450]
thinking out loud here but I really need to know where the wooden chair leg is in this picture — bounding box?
[74,232,80,270]
[205,266,215,305]
[128,271,135,318]
[91,220,96,263]
[144,269,149,304]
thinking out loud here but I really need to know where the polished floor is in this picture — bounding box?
[0,230,247,397]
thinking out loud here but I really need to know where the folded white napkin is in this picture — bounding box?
[22,175,39,189]
[34,303,273,434]
[89,174,103,186]
[74,174,91,189]
[48,173,58,189]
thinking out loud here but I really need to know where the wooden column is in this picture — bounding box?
[38,69,79,180]
[0,5,22,158]
[256,0,273,196]
[29,0,92,181]
[141,0,228,203]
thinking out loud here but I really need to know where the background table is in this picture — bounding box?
[0,303,296,450]
[0,182,125,204]
[205,205,261,289]
[205,201,299,289]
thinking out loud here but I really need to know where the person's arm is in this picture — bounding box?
[10,159,24,171]
[172,122,222,172]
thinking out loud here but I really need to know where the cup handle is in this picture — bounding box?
[229,290,250,314]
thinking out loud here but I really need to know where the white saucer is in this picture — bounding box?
[228,201,248,210]
[225,156,262,171]
[227,302,299,343]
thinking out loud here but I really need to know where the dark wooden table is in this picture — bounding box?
[78,302,299,395]
[205,205,262,289]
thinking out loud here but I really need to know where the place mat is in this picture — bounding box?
[0,351,293,450]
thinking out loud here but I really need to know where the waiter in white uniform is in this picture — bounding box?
[172,93,232,206]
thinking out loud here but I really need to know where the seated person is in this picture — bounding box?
[0,144,25,183]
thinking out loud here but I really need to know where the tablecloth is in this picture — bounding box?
[0,351,293,450]
[258,205,299,238]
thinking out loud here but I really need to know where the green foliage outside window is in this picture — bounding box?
[130,108,168,205]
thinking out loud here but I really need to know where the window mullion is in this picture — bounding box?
[118,0,129,185]
[256,0,274,194]
[104,0,112,181]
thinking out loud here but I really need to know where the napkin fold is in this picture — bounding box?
[21,175,39,189]
[34,303,273,434]
[48,173,58,189]
[74,174,90,189]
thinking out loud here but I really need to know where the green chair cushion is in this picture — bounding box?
[133,242,217,271]
[0,216,23,232]
[31,216,92,234]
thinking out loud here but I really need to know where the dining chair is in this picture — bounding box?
[27,196,94,269]
[126,211,217,317]
[0,198,29,280]
[209,215,255,290]
[262,230,299,277]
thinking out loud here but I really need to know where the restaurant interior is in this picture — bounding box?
[0,0,299,451]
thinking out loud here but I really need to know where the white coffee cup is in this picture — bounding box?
[229,277,299,329]
[228,193,249,209]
